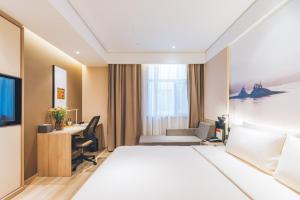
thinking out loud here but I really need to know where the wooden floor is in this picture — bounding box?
[13,150,110,200]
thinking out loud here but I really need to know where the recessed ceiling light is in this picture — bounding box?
[172,45,176,49]
[76,51,80,55]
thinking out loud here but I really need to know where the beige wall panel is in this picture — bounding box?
[204,48,229,121]
[0,126,21,199]
[0,16,20,77]
[82,66,108,147]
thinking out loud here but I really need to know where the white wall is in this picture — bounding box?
[230,0,300,130]
[0,15,22,199]
[206,0,288,61]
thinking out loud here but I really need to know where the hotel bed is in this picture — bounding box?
[73,123,300,200]
[72,145,300,200]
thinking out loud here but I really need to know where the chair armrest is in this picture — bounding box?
[166,128,197,136]
[73,134,83,139]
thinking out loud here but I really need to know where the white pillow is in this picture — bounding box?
[274,135,300,193]
[226,125,286,174]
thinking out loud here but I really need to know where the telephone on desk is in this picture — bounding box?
[205,137,223,143]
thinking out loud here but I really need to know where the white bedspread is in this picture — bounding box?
[73,146,248,200]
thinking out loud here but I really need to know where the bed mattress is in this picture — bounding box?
[73,146,248,200]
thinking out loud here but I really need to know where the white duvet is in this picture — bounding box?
[194,146,300,200]
[73,146,248,200]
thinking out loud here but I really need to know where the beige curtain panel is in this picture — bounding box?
[107,64,142,151]
[188,64,204,128]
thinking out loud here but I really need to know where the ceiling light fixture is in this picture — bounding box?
[76,51,80,55]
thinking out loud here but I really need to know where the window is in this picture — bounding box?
[142,64,189,135]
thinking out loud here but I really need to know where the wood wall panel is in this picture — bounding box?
[24,29,82,179]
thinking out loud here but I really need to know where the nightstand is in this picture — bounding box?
[200,141,225,147]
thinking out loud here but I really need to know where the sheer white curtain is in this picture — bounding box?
[142,64,189,135]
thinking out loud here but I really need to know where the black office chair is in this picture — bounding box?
[72,116,100,171]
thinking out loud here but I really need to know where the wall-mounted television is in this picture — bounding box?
[0,74,21,127]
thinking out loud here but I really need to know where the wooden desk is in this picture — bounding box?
[37,123,103,177]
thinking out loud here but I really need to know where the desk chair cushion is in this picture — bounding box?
[76,139,93,148]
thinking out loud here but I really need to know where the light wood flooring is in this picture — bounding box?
[13,150,110,200]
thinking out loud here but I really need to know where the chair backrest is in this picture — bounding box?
[83,116,100,138]
[195,122,214,139]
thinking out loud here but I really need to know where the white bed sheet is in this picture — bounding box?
[193,145,300,200]
[73,146,248,200]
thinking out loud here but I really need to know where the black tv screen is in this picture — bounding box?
[0,74,21,126]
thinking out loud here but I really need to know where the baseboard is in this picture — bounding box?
[2,187,24,200]
[1,173,38,200]
[3,173,39,199]
[24,173,38,185]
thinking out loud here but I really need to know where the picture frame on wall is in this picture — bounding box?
[52,65,67,108]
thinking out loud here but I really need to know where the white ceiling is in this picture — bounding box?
[0,0,255,65]
[69,0,254,53]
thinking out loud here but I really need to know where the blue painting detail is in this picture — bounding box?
[0,77,15,124]
[230,83,285,99]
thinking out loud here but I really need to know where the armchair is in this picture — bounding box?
[139,121,215,146]
[166,121,215,139]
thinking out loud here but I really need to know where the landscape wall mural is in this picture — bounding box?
[230,0,300,130]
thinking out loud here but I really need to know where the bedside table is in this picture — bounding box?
[200,141,225,147]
